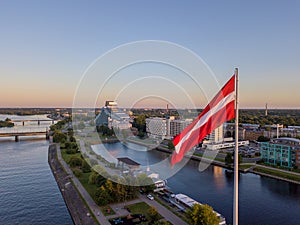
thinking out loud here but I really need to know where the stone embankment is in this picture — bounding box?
[48,144,97,225]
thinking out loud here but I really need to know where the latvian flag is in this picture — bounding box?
[171,74,236,166]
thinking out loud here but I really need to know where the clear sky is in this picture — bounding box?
[0,0,299,108]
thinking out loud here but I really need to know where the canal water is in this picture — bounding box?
[94,142,300,225]
[0,114,73,225]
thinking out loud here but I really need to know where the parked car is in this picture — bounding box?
[147,194,154,200]
[113,218,123,224]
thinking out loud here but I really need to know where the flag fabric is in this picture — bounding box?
[171,75,236,166]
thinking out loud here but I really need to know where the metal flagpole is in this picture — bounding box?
[233,68,239,225]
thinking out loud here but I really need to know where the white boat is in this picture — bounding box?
[170,193,226,225]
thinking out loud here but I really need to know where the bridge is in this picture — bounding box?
[10,119,56,126]
[0,128,49,142]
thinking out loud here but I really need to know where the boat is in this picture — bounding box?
[170,193,226,225]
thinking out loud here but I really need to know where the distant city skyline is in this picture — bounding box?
[1,1,299,109]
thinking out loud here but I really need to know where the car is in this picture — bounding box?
[147,194,154,200]
[113,218,123,224]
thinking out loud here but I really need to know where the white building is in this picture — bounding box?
[169,119,192,137]
[207,125,224,144]
[146,118,168,139]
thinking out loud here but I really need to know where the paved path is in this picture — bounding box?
[106,199,142,219]
[57,144,111,225]
[140,194,188,225]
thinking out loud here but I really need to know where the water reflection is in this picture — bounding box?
[213,166,225,189]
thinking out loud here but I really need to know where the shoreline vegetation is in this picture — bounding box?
[0,118,14,128]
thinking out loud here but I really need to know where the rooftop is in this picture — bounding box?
[117,157,140,166]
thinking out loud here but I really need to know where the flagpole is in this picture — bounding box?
[233,68,239,225]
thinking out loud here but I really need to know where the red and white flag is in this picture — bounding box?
[171,75,236,166]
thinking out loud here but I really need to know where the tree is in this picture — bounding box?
[225,153,233,165]
[137,173,155,193]
[53,131,67,143]
[95,186,112,206]
[257,136,270,142]
[69,156,82,167]
[225,153,242,166]
[105,180,116,201]
[186,204,220,225]
[148,206,161,224]
[81,160,91,173]
[73,168,82,177]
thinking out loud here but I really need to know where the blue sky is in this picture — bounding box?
[0,1,299,108]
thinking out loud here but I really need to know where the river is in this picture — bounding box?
[93,142,300,225]
[0,114,73,225]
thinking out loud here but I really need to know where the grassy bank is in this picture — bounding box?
[253,166,300,182]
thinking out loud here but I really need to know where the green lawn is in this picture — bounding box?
[254,166,300,182]
[238,164,253,170]
[77,172,98,200]
[61,149,98,200]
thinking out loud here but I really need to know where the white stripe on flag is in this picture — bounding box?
[175,91,235,154]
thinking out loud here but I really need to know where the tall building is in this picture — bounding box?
[207,125,224,144]
[95,101,131,130]
[146,118,168,139]
[260,137,300,168]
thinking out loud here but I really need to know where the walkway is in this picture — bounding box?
[140,194,188,225]
[56,144,111,225]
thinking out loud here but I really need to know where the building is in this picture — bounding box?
[169,119,192,137]
[204,140,249,150]
[260,137,300,168]
[207,125,224,144]
[145,117,193,139]
[146,117,168,139]
[95,101,131,130]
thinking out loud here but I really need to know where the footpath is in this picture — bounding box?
[48,144,98,225]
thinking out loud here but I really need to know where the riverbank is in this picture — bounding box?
[154,144,300,184]
[251,166,300,185]
[48,144,98,225]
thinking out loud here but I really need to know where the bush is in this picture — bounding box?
[69,156,82,167]
[82,160,91,173]
[66,148,77,154]
[65,141,79,151]
[73,168,82,177]
[53,131,67,143]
